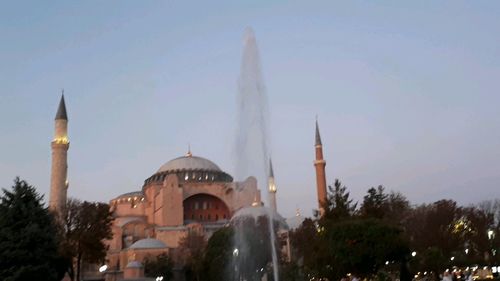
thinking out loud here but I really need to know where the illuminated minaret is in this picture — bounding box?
[49,93,69,214]
[268,158,277,212]
[314,119,327,216]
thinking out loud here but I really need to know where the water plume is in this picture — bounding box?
[233,27,279,281]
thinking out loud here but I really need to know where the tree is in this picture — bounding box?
[360,185,388,219]
[233,216,278,281]
[59,198,114,281]
[202,227,234,281]
[322,179,357,221]
[144,253,174,280]
[179,230,207,281]
[403,200,464,280]
[324,218,409,280]
[385,192,411,225]
[0,177,61,281]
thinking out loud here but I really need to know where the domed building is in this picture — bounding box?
[105,151,260,279]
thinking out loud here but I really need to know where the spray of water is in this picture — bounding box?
[233,27,279,281]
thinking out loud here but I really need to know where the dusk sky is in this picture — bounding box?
[1,1,499,218]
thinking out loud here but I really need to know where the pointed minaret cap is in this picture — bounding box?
[269,158,274,178]
[55,91,68,120]
[315,118,322,146]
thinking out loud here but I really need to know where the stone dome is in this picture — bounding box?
[144,153,233,186]
[129,238,168,249]
[157,155,222,173]
[231,206,288,230]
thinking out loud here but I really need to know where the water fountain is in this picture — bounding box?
[232,27,280,281]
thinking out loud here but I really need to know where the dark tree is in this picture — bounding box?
[60,198,114,281]
[144,253,174,280]
[385,191,411,225]
[0,178,61,281]
[324,218,409,280]
[233,216,277,281]
[322,179,357,221]
[202,227,234,281]
[290,218,331,278]
[179,230,207,281]
[360,185,388,219]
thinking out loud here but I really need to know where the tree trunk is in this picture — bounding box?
[76,252,82,281]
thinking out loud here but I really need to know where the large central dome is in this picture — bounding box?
[157,155,222,173]
[143,153,233,186]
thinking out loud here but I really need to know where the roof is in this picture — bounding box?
[116,191,144,199]
[55,94,68,120]
[129,238,168,249]
[157,155,222,173]
[231,206,288,230]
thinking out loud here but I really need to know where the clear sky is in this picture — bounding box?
[1,1,499,218]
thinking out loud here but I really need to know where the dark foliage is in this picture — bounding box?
[144,253,174,280]
[59,198,114,281]
[0,178,61,281]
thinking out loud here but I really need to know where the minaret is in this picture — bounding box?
[268,158,277,212]
[49,93,69,214]
[314,119,327,216]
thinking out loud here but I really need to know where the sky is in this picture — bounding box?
[1,1,499,218]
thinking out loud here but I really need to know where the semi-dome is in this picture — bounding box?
[129,238,168,249]
[158,155,221,173]
[231,206,288,230]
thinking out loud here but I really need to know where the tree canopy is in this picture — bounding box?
[0,178,62,281]
[59,198,114,281]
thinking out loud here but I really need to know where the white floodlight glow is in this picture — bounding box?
[411,251,417,257]
[99,265,107,273]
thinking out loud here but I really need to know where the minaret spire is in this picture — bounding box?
[49,92,70,216]
[314,118,327,216]
[55,90,68,120]
[268,158,277,212]
[315,118,322,146]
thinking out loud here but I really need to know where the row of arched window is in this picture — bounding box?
[143,171,233,185]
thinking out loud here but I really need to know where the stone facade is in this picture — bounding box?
[104,154,260,281]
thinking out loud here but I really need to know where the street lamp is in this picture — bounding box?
[411,251,417,257]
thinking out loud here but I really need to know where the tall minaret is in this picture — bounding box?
[49,93,69,214]
[314,119,327,216]
[268,158,277,212]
